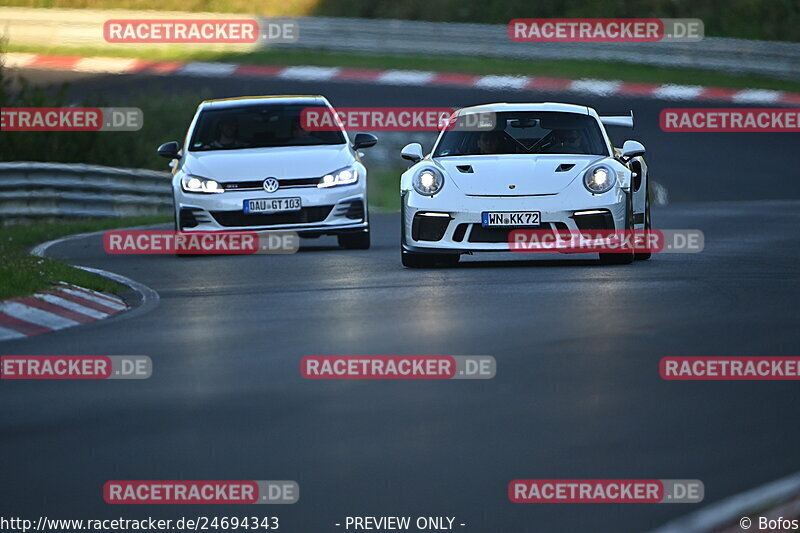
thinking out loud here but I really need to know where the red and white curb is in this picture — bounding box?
[0,282,127,341]
[0,227,161,342]
[4,52,800,105]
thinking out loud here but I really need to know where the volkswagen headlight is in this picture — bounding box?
[318,166,358,188]
[583,164,616,194]
[413,167,444,196]
[181,174,223,194]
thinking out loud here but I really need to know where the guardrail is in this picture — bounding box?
[0,162,172,223]
[272,18,800,81]
[1,7,800,81]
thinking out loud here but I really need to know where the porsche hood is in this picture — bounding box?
[435,154,605,196]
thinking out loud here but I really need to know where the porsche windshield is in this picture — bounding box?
[434,111,609,157]
[189,104,346,152]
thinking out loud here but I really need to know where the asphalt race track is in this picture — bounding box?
[1,69,800,533]
[15,68,800,202]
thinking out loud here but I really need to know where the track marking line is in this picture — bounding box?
[2,52,38,68]
[376,70,436,85]
[74,57,140,73]
[0,325,27,341]
[42,289,121,315]
[278,66,341,81]
[58,282,126,307]
[0,313,50,337]
[475,75,530,90]
[732,89,783,103]
[179,62,238,76]
[55,287,126,311]
[0,301,78,330]
[33,294,110,320]
[569,79,623,96]
[11,296,99,323]
[652,84,706,100]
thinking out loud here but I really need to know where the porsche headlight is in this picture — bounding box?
[583,164,616,194]
[181,174,223,194]
[413,167,444,196]
[318,166,358,188]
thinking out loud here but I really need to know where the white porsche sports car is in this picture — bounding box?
[400,102,650,267]
[157,95,377,249]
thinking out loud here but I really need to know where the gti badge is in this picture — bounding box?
[263,178,280,193]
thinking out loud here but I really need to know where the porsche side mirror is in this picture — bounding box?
[621,140,646,161]
[401,143,424,163]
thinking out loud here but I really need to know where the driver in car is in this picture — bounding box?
[476,130,505,154]
[291,116,314,141]
[211,117,244,149]
[547,129,583,153]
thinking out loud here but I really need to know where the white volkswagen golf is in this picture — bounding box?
[400,102,650,267]
[157,95,377,249]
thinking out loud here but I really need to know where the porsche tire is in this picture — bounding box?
[635,185,652,261]
[599,191,635,265]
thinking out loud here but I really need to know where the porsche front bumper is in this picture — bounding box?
[401,190,627,253]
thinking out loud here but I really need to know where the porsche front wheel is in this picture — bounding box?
[635,185,652,261]
[599,191,635,265]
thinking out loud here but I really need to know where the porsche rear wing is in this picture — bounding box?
[600,111,634,128]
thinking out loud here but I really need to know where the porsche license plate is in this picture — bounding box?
[481,211,541,227]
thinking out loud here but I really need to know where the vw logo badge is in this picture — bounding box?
[263,178,280,193]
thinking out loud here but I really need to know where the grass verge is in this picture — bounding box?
[8,43,800,93]
[368,168,401,212]
[0,215,170,300]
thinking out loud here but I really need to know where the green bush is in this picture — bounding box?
[0,51,210,170]
[2,0,798,41]
[319,0,800,41]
